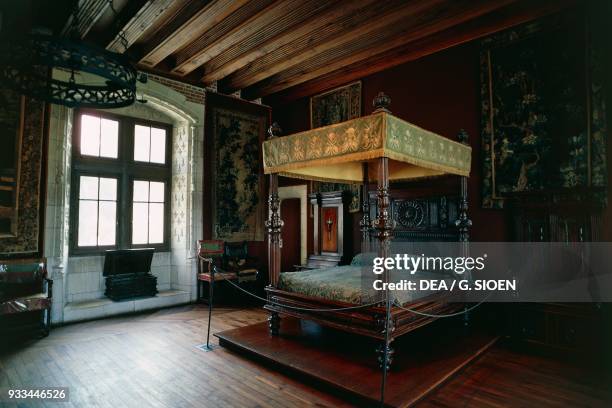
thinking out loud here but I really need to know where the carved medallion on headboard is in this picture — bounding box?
[369,192,459,241]
[395,200,426,229]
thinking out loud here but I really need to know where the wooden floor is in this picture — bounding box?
[1,304,610,407]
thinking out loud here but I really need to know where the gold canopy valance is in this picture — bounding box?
[262,112,471,183]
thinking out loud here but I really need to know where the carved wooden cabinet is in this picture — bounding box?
[507,189,607,357]
[304,191,352,269]
[509,189,603,242]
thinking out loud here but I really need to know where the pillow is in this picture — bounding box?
[350,253,376,266]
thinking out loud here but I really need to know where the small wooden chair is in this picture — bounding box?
[196,240,237,303]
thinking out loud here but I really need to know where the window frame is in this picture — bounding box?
[128,176,171,249]
[70,109,172,256]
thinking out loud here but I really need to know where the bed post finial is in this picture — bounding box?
[268,122,282,139]
[372,92,391,114]
[455,129,471,242]
[457,128,469,145]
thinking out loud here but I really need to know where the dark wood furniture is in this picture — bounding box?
[298,190,352,270]
[103,249,157,301]
[368,192,461,242]
[0,258,52,336]
[222,241,260,283]
[197,240,261,303]
[197,240,235,303]
[507,189,607,356]
[262,95,472,369]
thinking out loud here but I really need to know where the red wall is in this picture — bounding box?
[268,43,510,243]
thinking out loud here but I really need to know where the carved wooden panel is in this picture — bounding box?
[508,189,603,242]
[306,190,351,267]
[369,191,459,242]
[320,207,338,253]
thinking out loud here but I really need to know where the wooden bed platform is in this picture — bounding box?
[216,317,498,408]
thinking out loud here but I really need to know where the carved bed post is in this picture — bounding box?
[360,162,371,254]
[456,129,472,328]
[456,129,472,243]
[266,122,283,335]
[372,92,395,371]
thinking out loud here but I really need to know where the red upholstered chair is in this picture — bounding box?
[196,240,236,303]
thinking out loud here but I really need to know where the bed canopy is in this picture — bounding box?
[263,97,471,184]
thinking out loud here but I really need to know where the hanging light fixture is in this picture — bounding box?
[0,0,140,109]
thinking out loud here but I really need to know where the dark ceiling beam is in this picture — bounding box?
[138,0,247,68]
[200,0,381,85]
[169,0,276,76]
[262,0,575,104]
[130,0,210,48]
[172,0,330,77]
[241,0,517,99]
[105,0,175,52]
[61,0,109,38]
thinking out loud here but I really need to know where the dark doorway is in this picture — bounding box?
[280,198,301,272]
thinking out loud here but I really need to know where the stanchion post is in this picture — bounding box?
[206,262,215,349]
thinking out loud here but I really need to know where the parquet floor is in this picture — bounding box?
[1,304,610,407]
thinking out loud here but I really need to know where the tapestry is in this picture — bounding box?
[310,82,362,211]
[310,81,361,128]
[210,107,265,241]
[481,16,607,208]
[0,93,45,257]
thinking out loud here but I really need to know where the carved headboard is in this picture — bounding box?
[368,191,460,242]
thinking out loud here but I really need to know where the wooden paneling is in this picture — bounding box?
[173,0,331,77]
[263,0,573,103]
[138,0,249,67]
[200,0,372,84]
[241,0,515,98]
[220,0,401,92]
[170,0,278,76]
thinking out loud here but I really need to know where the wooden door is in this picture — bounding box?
[281,198,300,272]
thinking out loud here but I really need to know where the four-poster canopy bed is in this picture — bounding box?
[262,93,472,369]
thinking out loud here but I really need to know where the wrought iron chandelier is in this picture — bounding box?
[0,1,139,109]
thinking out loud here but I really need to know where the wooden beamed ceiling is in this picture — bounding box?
[81,0,574,102]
